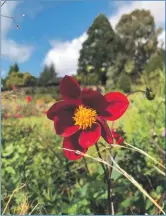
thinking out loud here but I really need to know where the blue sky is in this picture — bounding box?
[1,0,165,79]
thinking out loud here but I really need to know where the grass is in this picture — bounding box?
[1,85,164,215]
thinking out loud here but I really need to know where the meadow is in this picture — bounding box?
[1,74,165,215]
[1,2,165,215]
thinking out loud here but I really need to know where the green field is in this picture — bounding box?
[2,80,165,215]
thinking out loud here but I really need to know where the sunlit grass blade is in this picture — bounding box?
[152,165,165,176]
[2,183,27,215]
[124,142,165,169]
[92,144,165,175]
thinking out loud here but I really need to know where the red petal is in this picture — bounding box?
[101,92,129,121]
[81,89,107,113]
[97,117,113,144]
[112,130,119,139]
[54,113,79,137]
[63,133,88,160]
[60,76,81,103]
[47,100,76,121]
[116,136,124,145]
[79,123,101,148]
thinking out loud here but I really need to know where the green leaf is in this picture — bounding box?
[5,167,16,175]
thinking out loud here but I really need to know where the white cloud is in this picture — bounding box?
[43,33,87,77]
[158,30,165,49]
[1,1,33,62]
[43,1,165,76]
[109,1,165,29]
[109,1,165,49]
[1,69,7,78]
[1,39,34,63]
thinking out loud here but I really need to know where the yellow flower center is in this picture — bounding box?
[73,105,97,130]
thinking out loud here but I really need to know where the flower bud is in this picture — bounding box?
[145,87,155,100]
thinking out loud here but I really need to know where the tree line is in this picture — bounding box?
[1,63,59,89]
[2,9,164,92]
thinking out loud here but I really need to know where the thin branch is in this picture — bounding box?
[1,0,7,7]
[1,0,25,30]
[1,14,19,29]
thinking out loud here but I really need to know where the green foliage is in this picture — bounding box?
[140,68,164,97]
[110,89,164,214]
[144,50,164,74]
[118,73,131,93]
[116,9,160,79]
[2,83,164,214]
[77,14,121,85]
[4,71,37,88]
[38,64,57,85]
[2,118,107,214]
[106,9,163,89]
[5,72,24,87]
[8,63,19,74]
[125,59,135,74]
[33,86,60,101]
[3,63,37,88]
[106,49,164,92]
[22,72,37,86]
[106,52,130,89]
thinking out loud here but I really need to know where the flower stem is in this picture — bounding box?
[95,143,111,215]
[127,90,145,97]
[83,157,90,174]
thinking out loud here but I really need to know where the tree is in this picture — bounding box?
[118,73,131,93]
[115,9,162,80]
[144,48,164,73]
[3,63,37,88]
[8,63,19,74]
[106,52,132,90]
[4,71,37,88]
[107,9,163,89]
[138,49,164,95]
[77,14,121,85]
[38,64,57,85]
[1,78,5,88]
[23,72,37,86]
[4,72,24,88]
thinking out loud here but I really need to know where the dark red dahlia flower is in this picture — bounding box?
[47,75,129,160]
